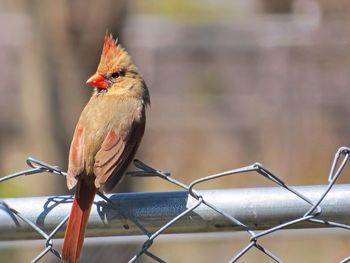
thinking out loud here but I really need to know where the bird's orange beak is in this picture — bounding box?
[86,73,108,89]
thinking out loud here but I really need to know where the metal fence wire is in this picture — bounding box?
[1,146,350,262]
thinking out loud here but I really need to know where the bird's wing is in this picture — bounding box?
[94,119,145,192]
[67,127,85,189]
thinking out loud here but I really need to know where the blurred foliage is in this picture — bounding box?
[0,181,22,198]
[134,0,228,21]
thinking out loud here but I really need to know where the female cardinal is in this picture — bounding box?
[62,33,150,263]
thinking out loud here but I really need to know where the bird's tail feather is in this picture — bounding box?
[62,179,97,263]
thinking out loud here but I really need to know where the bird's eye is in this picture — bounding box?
[111,72,119,78]
[119,69,126,76]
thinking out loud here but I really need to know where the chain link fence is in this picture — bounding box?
[0,146,350,262]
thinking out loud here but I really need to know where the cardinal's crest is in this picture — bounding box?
[97,32,134,73]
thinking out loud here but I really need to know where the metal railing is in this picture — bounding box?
[0,147,350,262]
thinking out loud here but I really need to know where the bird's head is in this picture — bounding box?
[86,33,150,106]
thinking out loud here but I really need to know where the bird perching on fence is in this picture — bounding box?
[62,33,150,263]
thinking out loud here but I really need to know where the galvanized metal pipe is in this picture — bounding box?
[0,184,349,240]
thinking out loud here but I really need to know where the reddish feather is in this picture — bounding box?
[94,130,126,188]
[62,33,148,263]
[62,124,142,263]
[62,180,96,262]
[67,127,84,190]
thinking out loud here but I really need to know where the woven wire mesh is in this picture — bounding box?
[0,146,350,262]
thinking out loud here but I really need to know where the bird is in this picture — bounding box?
[62,33,150,263]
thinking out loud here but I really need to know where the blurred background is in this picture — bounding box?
[1,0,350,262]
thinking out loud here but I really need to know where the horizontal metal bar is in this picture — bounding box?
[0,184,350,240]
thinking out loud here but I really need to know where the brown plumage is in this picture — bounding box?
[62,33,150,263]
